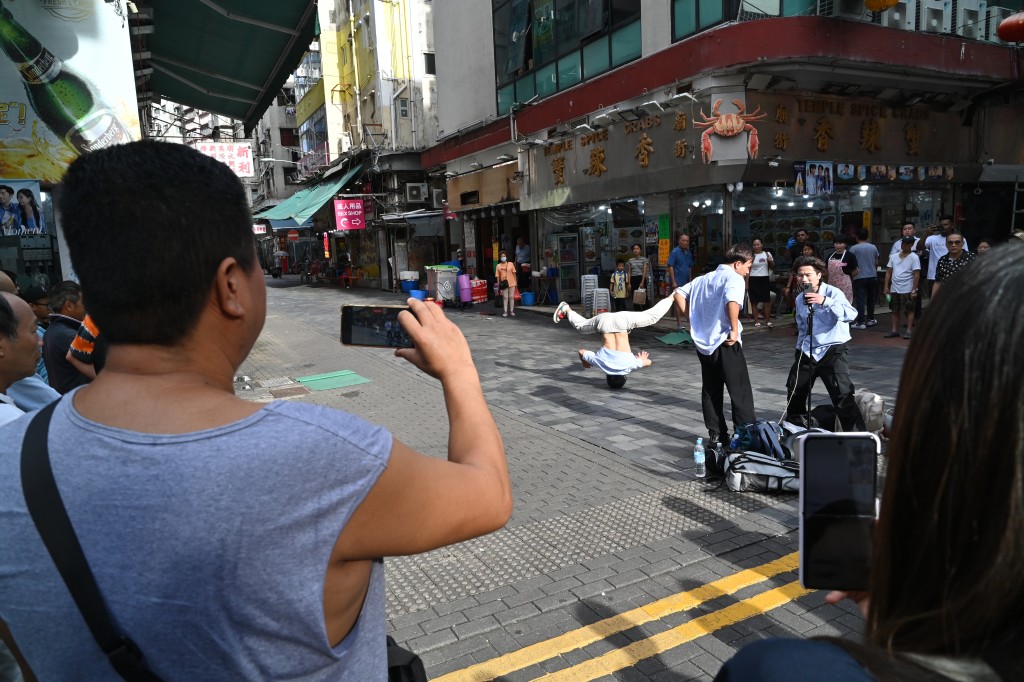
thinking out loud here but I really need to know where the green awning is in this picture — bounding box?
[254,164,365,224]
[146,1,318,134]
[254,188,313,221]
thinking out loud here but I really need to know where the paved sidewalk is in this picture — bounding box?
[238,275,907,680]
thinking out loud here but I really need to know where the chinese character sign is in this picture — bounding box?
[193,143,254,178]
[334,199,365,230]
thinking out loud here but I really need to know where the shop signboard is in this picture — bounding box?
[523,90,971,212]
[252,223,267,235]
[323,232,330,258]
[193,143,254,178]
[0,1,141,183]
[0,179,43,234]
[334,198,365,230]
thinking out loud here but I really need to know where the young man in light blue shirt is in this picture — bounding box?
[674,243,756,445]
[784,255,866,431]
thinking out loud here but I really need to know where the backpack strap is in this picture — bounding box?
[20,401,163,682]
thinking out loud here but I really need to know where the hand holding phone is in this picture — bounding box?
[341,305,415,348]
[798,433,879,591]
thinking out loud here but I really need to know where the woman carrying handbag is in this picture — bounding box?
[495,250,518,317]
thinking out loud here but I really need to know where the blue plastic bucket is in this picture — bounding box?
[400,280,417,293]
[520,292,536,306]
[410,290,428,301]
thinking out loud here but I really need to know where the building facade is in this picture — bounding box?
[427,1,1024,301]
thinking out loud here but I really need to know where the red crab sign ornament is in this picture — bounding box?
[694,98,768,164]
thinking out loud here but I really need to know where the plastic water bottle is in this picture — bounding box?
[729,433,741,451]
[693,438,706,478]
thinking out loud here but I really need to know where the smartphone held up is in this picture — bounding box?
[340,305,414,348]
[797,432,880,592]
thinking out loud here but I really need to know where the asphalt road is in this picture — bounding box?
[238,275,908,680]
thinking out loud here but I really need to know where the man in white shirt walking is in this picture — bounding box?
[673,243,756,445]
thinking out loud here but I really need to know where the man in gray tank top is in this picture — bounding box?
[0,141,512,681]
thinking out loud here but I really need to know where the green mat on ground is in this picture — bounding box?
[655,330,694,345]
[294,370,372,391]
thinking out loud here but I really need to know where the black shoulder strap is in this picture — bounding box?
[20,401,164,682]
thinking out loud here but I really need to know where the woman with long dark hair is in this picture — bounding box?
[715,243,1024,680]
[16,189,43,234]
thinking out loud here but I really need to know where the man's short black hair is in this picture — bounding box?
[0,185,13,195]
[793,255,827,277]
[58,140,256,345]
[606,375,626,389]
[833,235,849,245]
[0,294,17,340]
[724,243,753,264]
[856,228,869,241]
[939,214,954,222]
[48,281,81,315]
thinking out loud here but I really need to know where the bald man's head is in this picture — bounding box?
[0,271,14,294]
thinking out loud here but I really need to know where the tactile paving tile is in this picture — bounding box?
[385,481,783,616]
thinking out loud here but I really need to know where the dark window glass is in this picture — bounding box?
[493,0,514,83]
[424,52,436,75]
[672,0,697,39]
[582,35,609,79]
[536,62,557,97]
[497,83,516,115]
[699,0,724,28]
[533,0,557,66]
[783,0,816,15]
[557,51,581,90]
[610,20,640,66]
[610,0,641,26]
[515,74,536,102]
[280,128,298,147]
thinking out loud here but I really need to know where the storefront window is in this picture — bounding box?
[516,73,536,102]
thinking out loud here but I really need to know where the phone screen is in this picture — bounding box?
[340,305,414,348]
[799,434,878,591]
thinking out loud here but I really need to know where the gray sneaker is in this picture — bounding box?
[866,319,878,327]
[553,302,570,323]
[852,323,867,330]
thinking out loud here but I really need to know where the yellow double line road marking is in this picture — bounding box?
[436,552,808,682]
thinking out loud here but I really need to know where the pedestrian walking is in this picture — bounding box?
[626,243,650,310]
[849,228,880,329]
[748,238,774,328]
[495,249,518,317]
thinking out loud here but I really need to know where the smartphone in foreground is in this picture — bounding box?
[798,432,880,591]
[340,305,414,348]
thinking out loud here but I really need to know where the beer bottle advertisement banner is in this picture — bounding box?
[0,0,141,183]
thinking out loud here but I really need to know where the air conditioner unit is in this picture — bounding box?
[921,0,952,32]
[820,0,870,21]
[955,0,988,39]
[431,188,445,209]
[405,183,428,203]
[883,0,917,30]
[988,6,1014,42]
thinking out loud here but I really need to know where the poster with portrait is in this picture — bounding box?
[795,161,833,196]
[0,179,44,234]
[836,163,855,181]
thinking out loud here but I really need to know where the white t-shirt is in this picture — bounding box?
[750,252,772,277]
[886,252,921,294]
[678,265,746,355]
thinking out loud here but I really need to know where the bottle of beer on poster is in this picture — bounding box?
[0,5,128,154]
